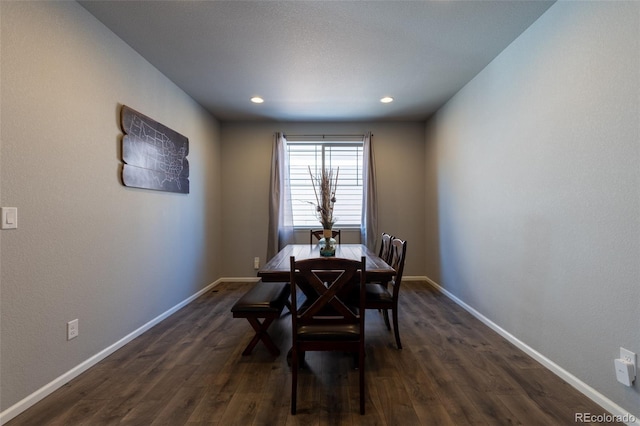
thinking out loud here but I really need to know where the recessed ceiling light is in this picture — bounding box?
[380,96,394,103]
[250,96,264,104]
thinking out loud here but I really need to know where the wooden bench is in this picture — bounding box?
[231,281,290,356]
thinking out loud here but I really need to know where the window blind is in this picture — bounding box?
[287,141,363,227]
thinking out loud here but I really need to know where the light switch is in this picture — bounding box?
[1,207,18,229]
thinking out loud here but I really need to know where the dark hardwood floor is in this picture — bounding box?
[7,281,619,425]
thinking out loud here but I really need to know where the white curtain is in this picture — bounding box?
[267,132,294,260]
[361,132,378,250]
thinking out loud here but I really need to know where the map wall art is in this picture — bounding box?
[120,105,189,194]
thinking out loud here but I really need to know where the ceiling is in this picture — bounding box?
[79,1,555,122]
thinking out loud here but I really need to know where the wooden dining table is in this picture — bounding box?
[258,243,396,285]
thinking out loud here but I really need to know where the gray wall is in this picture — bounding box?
[1,1,222,412]
[220,122,426,277]
[425,1,639,417]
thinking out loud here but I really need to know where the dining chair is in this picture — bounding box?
[309,229,341,244]
[365,237,407,349]
[289,255,367,415]
[378,232,394,264]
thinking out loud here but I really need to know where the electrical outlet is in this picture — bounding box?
[620,347,636,376]
[67,319,79,340]
[254,257,260,270]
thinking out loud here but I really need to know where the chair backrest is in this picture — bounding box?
[378,232,394,264]
[289,256,366,331]
[388,238,407,298]
[309,229,341,244]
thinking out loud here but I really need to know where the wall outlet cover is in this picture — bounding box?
[67,319,79,340]
[620,347,636,376]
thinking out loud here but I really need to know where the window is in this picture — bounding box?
[287,140,363,228]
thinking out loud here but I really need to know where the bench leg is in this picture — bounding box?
[243,317,280,356]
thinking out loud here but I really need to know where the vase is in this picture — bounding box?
[319,229,336,257]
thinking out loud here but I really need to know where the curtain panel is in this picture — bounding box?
[361,132,378,250]
[267,132,294,260]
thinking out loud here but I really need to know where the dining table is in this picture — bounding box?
[258,243,396,286]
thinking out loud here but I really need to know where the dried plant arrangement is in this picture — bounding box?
[308,166,339,230]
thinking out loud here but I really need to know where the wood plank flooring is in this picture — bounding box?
[7,281,621,425]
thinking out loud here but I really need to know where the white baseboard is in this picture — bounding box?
[219,276,261,283]
[0,279,224,425]
[421,276,639,426]
[401,275,428,282]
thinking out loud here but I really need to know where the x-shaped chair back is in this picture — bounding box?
[378,232,394,264]
[388,238,407,299]
[293,257,361,326]
[309,229,342,245]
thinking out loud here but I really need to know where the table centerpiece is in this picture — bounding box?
[309,166,339,256]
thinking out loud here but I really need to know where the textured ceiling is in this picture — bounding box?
[79,0,555,122]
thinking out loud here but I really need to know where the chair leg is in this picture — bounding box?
[291,348,298,415]
[392,307,402,350]
[382,309,391,330]
[359,349,365,414]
